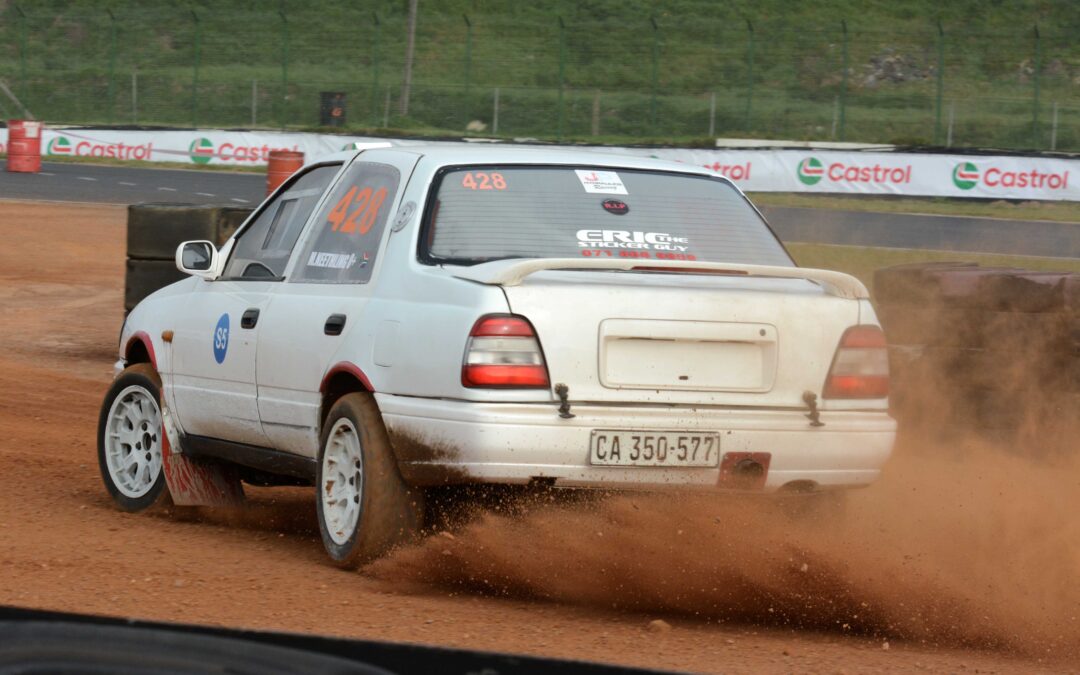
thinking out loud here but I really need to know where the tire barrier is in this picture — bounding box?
[266,150,304,196]
[875,263,1079,455]
[125,204,253,311]
[5,120,42,173]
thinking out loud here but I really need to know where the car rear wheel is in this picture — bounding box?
[316,393,424,568]
[97,364,168,512]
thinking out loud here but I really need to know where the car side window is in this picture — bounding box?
[222,164,340,280]
[292,162,401,284]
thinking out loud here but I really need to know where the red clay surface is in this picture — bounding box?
[0,200,1077,673]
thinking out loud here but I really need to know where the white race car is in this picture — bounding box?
[98,146,895,566]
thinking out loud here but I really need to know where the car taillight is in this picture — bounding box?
[462,315,550,388]
[822,325,889,399]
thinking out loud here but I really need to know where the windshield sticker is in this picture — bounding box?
[461,172,507,190]
[577,229,690,252]
[601,199,629,215]
[575,170,628,195]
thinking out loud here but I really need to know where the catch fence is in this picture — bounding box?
[0,6,1075,151]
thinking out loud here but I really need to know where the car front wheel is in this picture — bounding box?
[316,392,424,568]
[97,363,168,511]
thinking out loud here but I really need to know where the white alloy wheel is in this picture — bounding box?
[103,385,164,499]
[321,418,364,546]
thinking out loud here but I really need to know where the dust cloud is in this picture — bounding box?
[370,434,1080,655]
[370,266,1079,655]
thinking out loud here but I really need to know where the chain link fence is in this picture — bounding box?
[0,6,1076,151]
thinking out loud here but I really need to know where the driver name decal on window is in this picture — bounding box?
[307,251,360,270]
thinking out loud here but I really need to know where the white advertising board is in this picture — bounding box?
[1,127,1076,201]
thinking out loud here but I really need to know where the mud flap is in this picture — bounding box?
[160,402,245,507]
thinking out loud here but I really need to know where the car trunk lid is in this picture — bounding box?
[454,261,864,408]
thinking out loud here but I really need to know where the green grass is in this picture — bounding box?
[0,1,1076,151]
[788,242,1080,295]
[751,193,1080,223]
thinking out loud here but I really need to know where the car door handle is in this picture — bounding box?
[241,308,260,329]
[324,314,347,336]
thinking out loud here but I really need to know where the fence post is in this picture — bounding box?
[831,96,839,139]
[708,91,716,137]
[1032,24,1041,149]
[400,0,418,116]
[191,10,200,129]
[592,90,601,136]
[104,9,117,125]
[839,19,849,142]
[15,5,27,96]
[279,6,289,129]
[650,16,660,133]
[556,16,566,141]
[1050,101,1058,151]
[371,12,380,125]
[493,87,500,135]
[947,101,954,147]
[934,21,944,145]
[463,15,472,101]
[744,19,754,133]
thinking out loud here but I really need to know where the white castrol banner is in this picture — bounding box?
[0,126,1076,201]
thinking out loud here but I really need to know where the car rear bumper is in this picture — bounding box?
[376,394,896,491]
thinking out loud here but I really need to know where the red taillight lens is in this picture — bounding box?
[469,316,537,337]
[822,325,890,399]
[462,314,550,389]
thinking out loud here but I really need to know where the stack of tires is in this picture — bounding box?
[125,204,253,311]
[875,263,1079,456]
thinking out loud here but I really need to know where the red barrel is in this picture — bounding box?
[266,150,304,195]
[6,119,42,173]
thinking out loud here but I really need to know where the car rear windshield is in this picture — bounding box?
[421,166,792,267]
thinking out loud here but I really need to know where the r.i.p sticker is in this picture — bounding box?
[575,170,628,195]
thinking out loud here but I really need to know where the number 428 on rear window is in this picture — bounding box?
[461,172,507,190]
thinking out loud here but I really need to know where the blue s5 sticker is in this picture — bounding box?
[213,313,230,364]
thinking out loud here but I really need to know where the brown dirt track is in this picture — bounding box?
[0,199,1077,674]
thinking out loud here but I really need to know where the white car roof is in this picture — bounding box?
[312,144,722,181]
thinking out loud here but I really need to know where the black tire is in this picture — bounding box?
[97,363,168,512]
[316,393,425,568]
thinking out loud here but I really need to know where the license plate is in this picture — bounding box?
[589,430,720,467]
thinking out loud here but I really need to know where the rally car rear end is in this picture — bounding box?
[376,158,895,494]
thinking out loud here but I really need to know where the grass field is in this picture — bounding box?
[751,193,1080,224]
[0,1,1076,150]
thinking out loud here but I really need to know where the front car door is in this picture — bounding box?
[169,163,342,446]
[255,150,420,457]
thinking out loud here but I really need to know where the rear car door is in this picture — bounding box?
[169,163,341,446]
[255,151,419,458]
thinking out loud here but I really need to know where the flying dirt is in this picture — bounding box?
[372,441,1080,656]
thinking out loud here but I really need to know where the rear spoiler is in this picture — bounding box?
[450,258,869,299]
